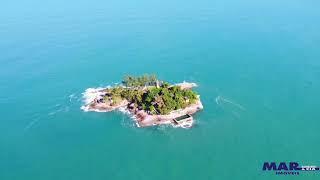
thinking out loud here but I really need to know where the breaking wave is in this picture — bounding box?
[80,86,110,112]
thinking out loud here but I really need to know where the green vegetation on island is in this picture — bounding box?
[104,75,199,115]
[122,74,158,87]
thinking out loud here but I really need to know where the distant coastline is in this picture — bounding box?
[81,75,203,128]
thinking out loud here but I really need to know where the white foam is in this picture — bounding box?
[118,106,130,114]
[68,93,77,102]
[80,86,109,112]
[172,121,193,129]
[174,81,198,88]
[215,96,220,105]
[118,107,141,127]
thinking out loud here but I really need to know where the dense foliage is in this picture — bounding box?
[105,75,198,115]
[141,86,198,115]
[122,74,158,87]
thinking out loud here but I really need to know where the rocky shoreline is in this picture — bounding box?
[81,82,203,128]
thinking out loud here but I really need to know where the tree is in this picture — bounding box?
[112,75,199,115]
[122,74,159,87]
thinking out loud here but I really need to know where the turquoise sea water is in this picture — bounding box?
[1,0,320,179]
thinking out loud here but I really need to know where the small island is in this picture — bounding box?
[82,75,203,128]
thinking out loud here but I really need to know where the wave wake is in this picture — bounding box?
[215,96,246,111]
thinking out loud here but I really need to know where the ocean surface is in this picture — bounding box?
[1,0,320,179]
